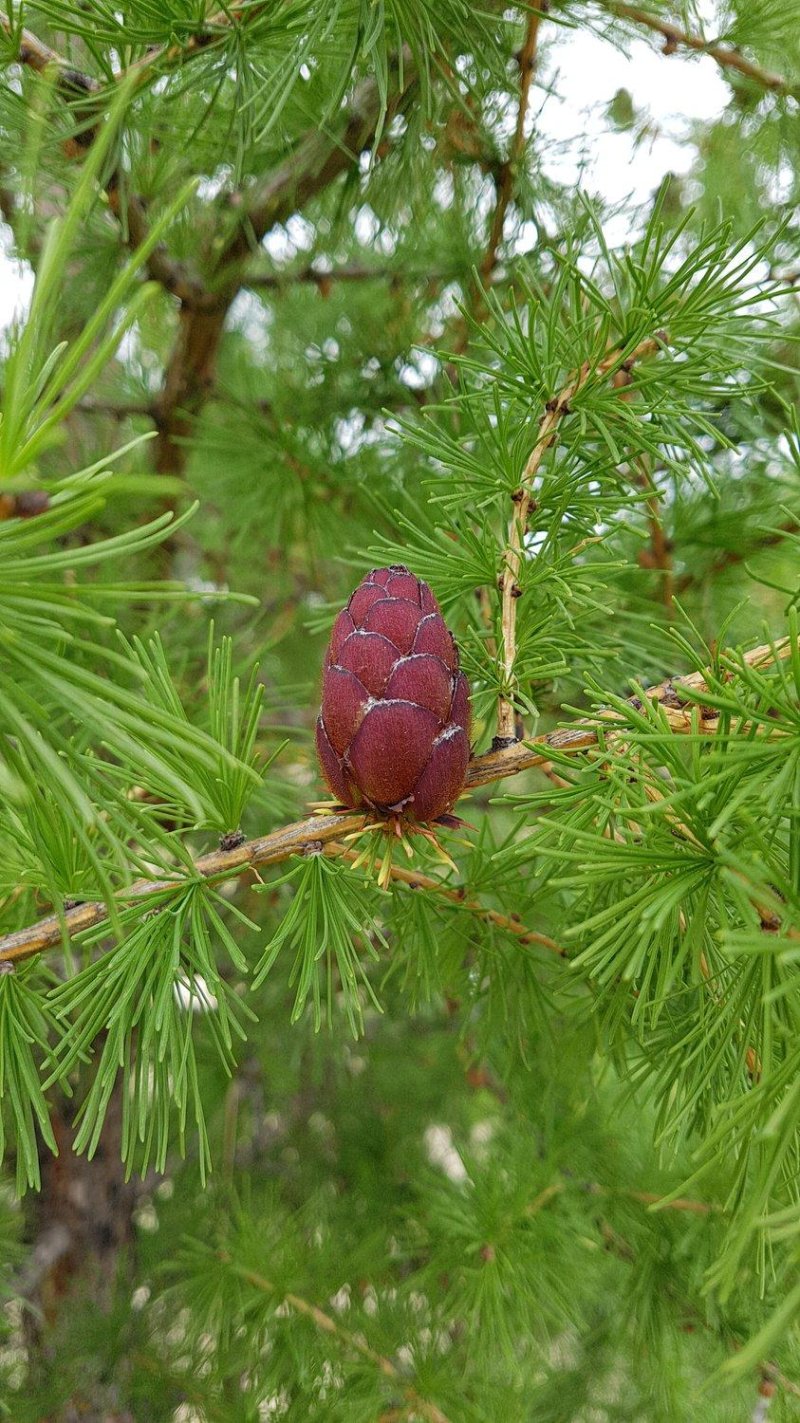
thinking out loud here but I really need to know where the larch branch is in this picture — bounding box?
[0,634,793,969]
[242,262,465,292]
[601,1,796,98]
[674,518,799,593]
[0,15,205,304]
[324,842,565,957]
[0,4,267,92]
[495,330,668,743]
[227,1259,453,1423]
[481,6,544,282]
[114,3,269,89]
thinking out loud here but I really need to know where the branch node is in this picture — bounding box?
[61,67,98,95]
[491,735,519,751]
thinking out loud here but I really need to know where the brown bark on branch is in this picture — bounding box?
[601,1,797,97]
[0,635,792,969]
[227,1258,453,1423]
[481,7,544,282]
[0,14,76,79]
[325,842,565,956]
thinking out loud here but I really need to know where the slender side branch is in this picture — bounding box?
[73,398,158,420]
[481,7,544,281]
[115,3,269,88]
[0,812,370,966]
[612,369,673,610]
[448,6,543,366]
[495,331,667,742]
[243,263,462,291]
[601,1,796,97]
[0,636,793,969]
[674,518,799,593]
[106,185,206,305]
[325,843,565,956]
[604,1187,721,1216]
[534,1177,721,1216]
[482,632,792,784]
[0,15,73,78]
[228,1259,452,1423]
[638,470,674,607]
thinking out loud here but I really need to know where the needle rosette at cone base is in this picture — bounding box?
[316,565,471,823]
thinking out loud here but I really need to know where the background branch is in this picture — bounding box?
[481,7,544,282]
[152,58,416,472]
[242,262,463,291]
[325,842,565,956]
[0,15,207,302]
[228,1258,452,1423]
[674,519,799,593]
[601,1,797,96]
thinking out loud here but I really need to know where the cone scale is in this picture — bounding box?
[316,566,470,823]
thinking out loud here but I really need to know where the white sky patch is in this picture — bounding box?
[424,1123,468,1183]
[397,349,440,389]
[115,323,163,392]
[196,166,233,201]
[261,225,295,261]
[537,28,729,244]
[174,973,218,1014]
[228,287,273,353]
[0,224,34,338]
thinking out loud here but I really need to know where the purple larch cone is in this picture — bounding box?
[316,565,470,822]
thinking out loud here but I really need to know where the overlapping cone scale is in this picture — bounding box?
[316,565,470,822]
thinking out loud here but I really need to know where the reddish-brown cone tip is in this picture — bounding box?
[316,565,470,822]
